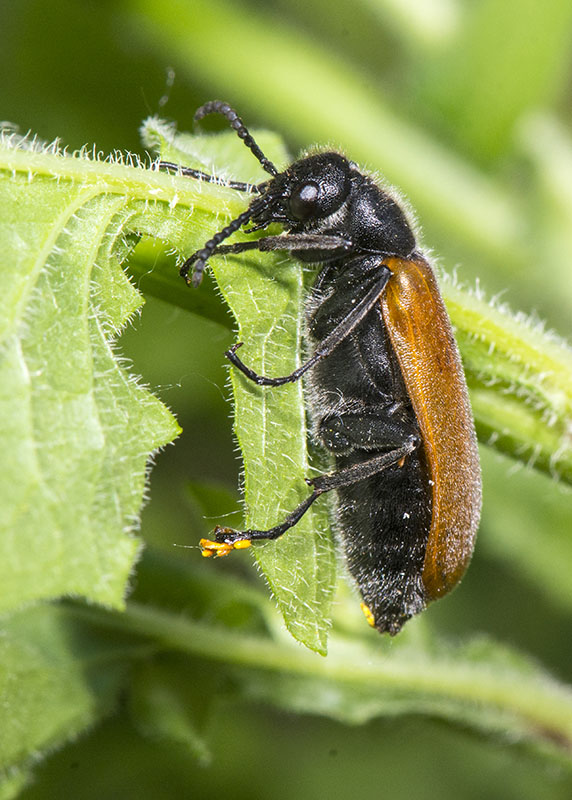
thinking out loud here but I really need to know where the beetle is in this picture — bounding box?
[159,100,482,634]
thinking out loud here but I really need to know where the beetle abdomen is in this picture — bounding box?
[306,257,435,633]
[336,446,432,634]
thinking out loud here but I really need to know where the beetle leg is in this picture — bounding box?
[224,269,392,386]
[319,411,417,455]
[181,232,353,285]
[247,233,353,254]
[194,233,352,260]
[179,230,350,267]
[199,436,417,554]
[200,491,322,555]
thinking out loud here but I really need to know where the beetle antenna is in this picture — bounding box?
[195,100,278,178]
[181,197,267,286]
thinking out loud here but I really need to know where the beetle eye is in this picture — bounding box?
[289,181,320,220]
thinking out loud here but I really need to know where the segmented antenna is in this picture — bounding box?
[180,198,266,287]
[195,100,278,177]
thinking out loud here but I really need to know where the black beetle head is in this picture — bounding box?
[251,151,416,257]
[284,152,352,223]
[251,152,353,230]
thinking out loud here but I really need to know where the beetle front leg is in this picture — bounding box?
[182,232,353,286]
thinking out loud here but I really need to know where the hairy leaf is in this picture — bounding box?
[0,603,143,786]
[0,133,182,613]
[0,122,335,653]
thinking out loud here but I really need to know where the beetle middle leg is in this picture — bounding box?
[318,409,417,455]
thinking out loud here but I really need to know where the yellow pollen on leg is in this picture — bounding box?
[199,538,232,557]
[233,539,252,550]
[199,537,252,557]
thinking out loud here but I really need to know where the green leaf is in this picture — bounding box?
[142,119,336,654]
[219,248,336,654]
[0,120,335,652]
[0,603,144,784]
[0,135,180,613]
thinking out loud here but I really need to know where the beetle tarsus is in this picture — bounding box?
[199,529,252,558]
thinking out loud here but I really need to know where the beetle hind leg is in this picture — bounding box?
[200,490,322,556]
[199,437,418,556]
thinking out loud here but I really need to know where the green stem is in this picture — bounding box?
[73,601,572,754]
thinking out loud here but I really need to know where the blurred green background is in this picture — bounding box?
[2,0,572,797]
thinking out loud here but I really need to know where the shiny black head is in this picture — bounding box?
[174,100,416,286]
[251,152,417,258]
[261,152,353,227]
